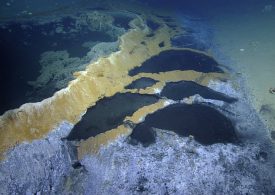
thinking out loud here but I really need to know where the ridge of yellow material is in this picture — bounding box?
[0,21,171,159]
[0,15,223,160]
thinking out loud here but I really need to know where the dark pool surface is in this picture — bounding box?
[125,77,158,90]
[130,103,237,146]
[128,49,223,76]
[67,93,159,141]
[161,81,237,103]
[0,17,114,115]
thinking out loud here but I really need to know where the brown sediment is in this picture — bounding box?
[77,100,167,159]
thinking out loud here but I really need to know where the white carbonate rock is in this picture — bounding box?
[80,129,275,195]
[0,122,74,194]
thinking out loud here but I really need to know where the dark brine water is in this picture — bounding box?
[130,103,237,146]
[0,17,115,114]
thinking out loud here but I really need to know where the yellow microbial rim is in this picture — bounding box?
[0,12,225,160]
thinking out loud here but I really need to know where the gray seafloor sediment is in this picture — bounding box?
[82,132,272,195]
[0,122,74,194]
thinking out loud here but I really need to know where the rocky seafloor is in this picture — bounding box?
[0,2,275,194]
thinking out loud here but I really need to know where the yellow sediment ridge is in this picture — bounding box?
[0,22,171,159]
[0,15,223,160]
